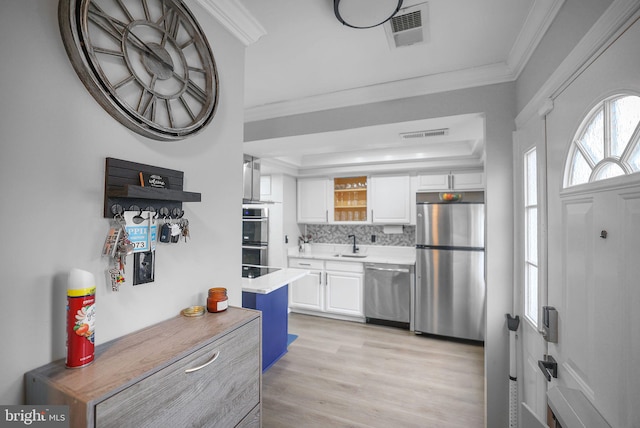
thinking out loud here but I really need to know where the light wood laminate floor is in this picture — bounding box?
[262,313,484,428]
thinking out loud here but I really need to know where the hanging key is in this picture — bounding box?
[109,267,123,292]
[182,219,190,242]
[170,222,181,243]
[159,221,171,243]
[119,252,126,275]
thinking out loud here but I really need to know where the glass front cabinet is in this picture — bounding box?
[333,176,368,222]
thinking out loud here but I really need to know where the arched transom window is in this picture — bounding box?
[564,94,640,188]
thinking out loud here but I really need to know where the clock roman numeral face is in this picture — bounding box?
[59,0,218,140]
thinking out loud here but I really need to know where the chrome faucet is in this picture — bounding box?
[347,234,359,254]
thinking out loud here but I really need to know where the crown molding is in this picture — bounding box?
[516,0,640,128]
[191,0,266,46]
[507,0,565,78]
[295,157,485,178]
[245,62,515,122]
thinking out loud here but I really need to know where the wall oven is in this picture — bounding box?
[242,245,268,267]
[242,208,268,246]
[242,208,268,277]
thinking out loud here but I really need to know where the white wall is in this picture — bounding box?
[246,82,517,427]
[0,0,245,404]
[515,0,612,112]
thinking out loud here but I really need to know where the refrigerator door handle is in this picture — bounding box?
[417,245,484,251]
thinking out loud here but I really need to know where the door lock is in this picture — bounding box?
[541,306,558,343]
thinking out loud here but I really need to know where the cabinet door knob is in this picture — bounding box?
[185,351,220,373]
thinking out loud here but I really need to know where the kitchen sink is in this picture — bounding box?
[339,253,368,258]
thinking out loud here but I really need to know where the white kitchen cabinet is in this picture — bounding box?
[325,260,364,317]
[325,272,363,316]
[299,175,415,225]
[417,173,450,190]
[417,171,485,191]
[258,174,298,268]
[451,171,485,189]
[297,178,332,223]
[288,258,364,320]
[288,258,324,311]
[370,175,411,224]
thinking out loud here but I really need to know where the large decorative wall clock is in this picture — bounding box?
[59,0,219,141]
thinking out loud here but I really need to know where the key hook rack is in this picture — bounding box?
[110,204,185,220]
[104,157,201,218]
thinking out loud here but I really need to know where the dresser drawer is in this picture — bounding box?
[95,318,260,428]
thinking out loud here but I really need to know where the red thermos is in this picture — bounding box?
[66,269,96,368]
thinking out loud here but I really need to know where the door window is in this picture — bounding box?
[524,148,539,326]
[564,94,640,187]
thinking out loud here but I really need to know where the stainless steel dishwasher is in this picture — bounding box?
[364,263,414,329]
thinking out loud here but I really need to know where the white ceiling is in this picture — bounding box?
[238,0,561,174]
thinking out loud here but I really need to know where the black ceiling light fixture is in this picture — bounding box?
[334,0,404,29]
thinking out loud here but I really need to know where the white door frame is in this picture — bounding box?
[513,109,550,424]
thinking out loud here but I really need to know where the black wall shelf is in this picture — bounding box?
[104,157,201,218]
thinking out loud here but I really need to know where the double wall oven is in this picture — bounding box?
[242,207,269,278]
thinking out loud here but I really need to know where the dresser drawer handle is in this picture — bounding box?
[185,351,220,373]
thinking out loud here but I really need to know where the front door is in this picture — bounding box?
[543,16,640,427]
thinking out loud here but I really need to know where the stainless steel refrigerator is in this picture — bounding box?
[414,191,486,341]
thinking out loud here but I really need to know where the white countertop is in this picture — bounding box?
[241,267,309,294]
[288,244,416,265]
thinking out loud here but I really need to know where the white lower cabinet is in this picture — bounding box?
[288,259,324,311]
[326,270,363,316]
[289,258,364,320]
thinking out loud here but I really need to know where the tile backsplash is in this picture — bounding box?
[304,224,415,247]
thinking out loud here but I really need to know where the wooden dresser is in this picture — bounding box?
[25,307,261,428]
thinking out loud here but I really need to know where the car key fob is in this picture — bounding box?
[160,223,171,243]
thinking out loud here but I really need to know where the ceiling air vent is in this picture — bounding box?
[400,128,449,139]
[384,2,429,48]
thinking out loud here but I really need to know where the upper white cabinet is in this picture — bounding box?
[297,178,331,223]
[417,173,450,190]
[417,171,484,191]
[298,174,415,224]
[370,175,411,224]
[451,171,485,189]
[298,172,480,225]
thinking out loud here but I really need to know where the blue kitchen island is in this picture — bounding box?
[241,268,308,372]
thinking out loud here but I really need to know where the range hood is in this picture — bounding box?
[243,154,262,204]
